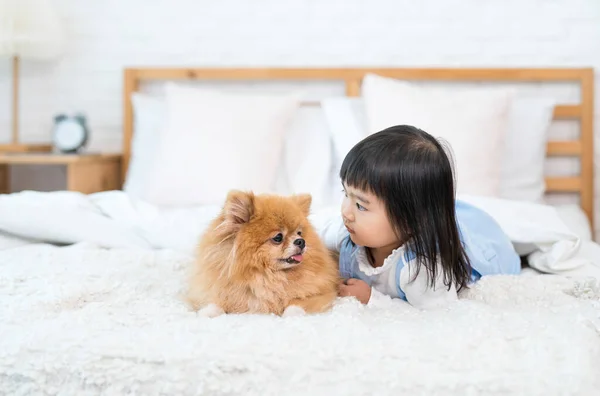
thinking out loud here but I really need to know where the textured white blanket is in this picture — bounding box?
[1,243,599,395]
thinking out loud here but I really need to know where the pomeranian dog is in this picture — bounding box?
[186,190,339,317]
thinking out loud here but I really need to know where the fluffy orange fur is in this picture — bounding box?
[186,190,339,316]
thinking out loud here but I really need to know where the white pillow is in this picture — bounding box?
[140,83,300,207]
[322,97,366,169]
[123,93,165,197]
[554,204,593,241]
[123,92,335,208]
[361,73,513,197]
[322,92,555,203]
[500,96,555,202]
[282,106,333,209]
[321,97,366,204]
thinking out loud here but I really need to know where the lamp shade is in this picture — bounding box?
[0,0,66,59]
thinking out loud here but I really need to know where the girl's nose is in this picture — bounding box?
[341,200,354,222]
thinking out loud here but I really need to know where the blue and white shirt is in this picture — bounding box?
[311,200,521,309]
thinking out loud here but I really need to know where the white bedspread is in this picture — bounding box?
[0,243,599,395]
[1,191,600,394]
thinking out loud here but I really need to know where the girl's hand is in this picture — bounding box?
[339,278,371,304]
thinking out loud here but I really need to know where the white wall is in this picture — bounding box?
[1,0,599,232]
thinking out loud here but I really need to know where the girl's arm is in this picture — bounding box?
[309,208,347,252]
[399,258,458,309]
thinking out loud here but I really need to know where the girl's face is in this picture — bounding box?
[341,183,400,249]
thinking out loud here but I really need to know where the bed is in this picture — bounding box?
[1,67,599,395]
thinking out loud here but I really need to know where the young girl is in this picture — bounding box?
[316,124,521,309]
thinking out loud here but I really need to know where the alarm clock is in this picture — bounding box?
[52,113,89,153]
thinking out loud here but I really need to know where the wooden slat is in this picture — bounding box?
[546,141,582,156]
[133,68,358,80]
[122,69,138,182]
[545,177,582,192]
[345,78,361,96]
[0,153,121,165]
[0,144,52,153]
[358,68,592,81]
[552,105,582,119]
[130,67,592,82]
[12,56,19,144]
[580,69,595,228]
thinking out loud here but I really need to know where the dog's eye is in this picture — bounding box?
[272,233,283,243]
[297,231,302,236]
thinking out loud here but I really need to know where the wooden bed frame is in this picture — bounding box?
[122,67,595,228]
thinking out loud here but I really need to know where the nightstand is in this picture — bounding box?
[0,153,122,194]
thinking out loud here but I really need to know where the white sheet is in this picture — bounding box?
[0,190,220,253]
[0,243,599,395]
[0,190,599,278]
[458,194,600,278]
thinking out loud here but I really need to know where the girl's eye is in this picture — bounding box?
[356,203,366,211]
[272,233,283,243]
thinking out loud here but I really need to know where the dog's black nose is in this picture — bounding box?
[294,238,305,249]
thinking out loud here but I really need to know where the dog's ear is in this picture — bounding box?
[222,190,255,231]
[292,194,312,216]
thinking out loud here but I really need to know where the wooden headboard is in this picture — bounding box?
[122,67,595,228]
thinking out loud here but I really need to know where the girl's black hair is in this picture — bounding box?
[340,124,471,291]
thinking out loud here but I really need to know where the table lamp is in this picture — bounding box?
[0,0,66,152]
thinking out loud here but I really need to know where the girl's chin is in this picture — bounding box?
[348,233,363,246]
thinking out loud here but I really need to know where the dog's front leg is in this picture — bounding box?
[284,291,337,316]
[198,303,225,318]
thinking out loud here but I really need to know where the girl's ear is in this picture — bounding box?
[292,194,312,216]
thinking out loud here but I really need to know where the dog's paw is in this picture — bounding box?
[198,303,225,318]
[282,305,306,317]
